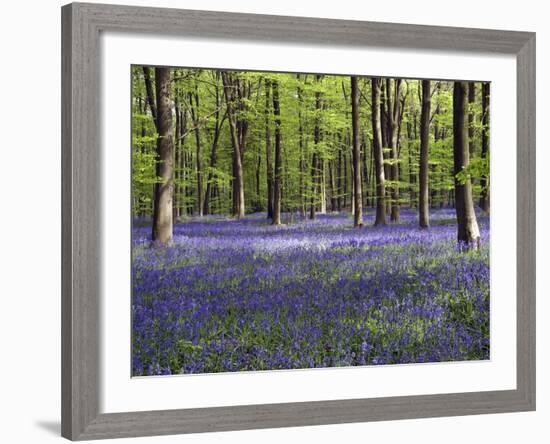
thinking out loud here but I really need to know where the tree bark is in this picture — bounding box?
[297,75,306,217]
[310,75,323,219]
[151,67,173,244]
[480,82,490,213]
[350,77,363,227]
[419,80,431,228]
[265,78,274,219]
[468,82,476,157]
[203,74,225,216]
[329,158,337,212]
[221,72,245,218]
[271,80,282,225]
[173,96,180,222]
[337,135,343,211]
[188,89,203,217]
[371,78,386,225]
[386,79,402,222]
[142,67,157,127]
[343,147,348,210]
[178,108,188,218]
[453,81,481,250]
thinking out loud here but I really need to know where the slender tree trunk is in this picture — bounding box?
[179,109,188,218]
[138,96,148,217]
[203,74,225,216]
[350,77,363,227]
[386,79,402,222]
[255,153,262,210]
[297,76,306,218]
[468,82,476,158]
[362,132,369,209]
[151,67,173,244]
[480,82,490,213]
[142,67,157,126]
[337,136,343,211]
[188,89,203,217]
[406,120,416,208]
[173,97,180,222]
[320,160,327,214]
[453,81,481,250]
[380,82,392,216]
[343,147,348,210]
[371,78,386,225]
[369,142,375,208]
[265,79,274,219]
[202,112,224,215]
[419,80,431,228]
[142,67,159,220]
[432,93,441,208]
[310,75,322,219]
[221,72,245,218]
[329,159,337,211]
[310,152,318,219]
[271,80,282,225]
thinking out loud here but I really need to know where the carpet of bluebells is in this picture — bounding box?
[132,208,490,376]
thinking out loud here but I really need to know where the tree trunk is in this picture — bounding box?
[203,74,225,216]
[221,72,245,218]
[371,78,386,225]
[432,92,441,208]
[419,80,431,228]
[351,77,363,227]
[189,89,203,217]
[337,136,343,211]
[151,67,174,244]
[297,75,306,218]
[329,159,337,212]
[173,97,180,222]
[320,160,327,214]
[387,79,402,222]
[310,75,323,219]
[179,109,188,218]
[343,147,348,210]
[453,81,481,250]
[142,67,157,126]
[265,79,274,219]
[380,82,392,216]
[468,82,476,157]
[362,132,369,209]
[271,80,282,225]
[406,119,416,208]
[480,82,490,213]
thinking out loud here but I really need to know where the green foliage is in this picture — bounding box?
[131,67,490,217]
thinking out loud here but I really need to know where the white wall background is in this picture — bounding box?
[0,1,545,443]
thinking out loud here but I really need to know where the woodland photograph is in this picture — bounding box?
[131,66,490,376]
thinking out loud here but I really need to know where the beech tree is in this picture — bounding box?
[203,72,226,216]
[151,67,174,244]
[480,82,490,213]
[309,75,323,220]
[385,79,403,222]
[221,71,246,218]
[453,81,480,249]
[264,78,274,219]
[419,80,431,228]
[271,79,283,225]
[350,76,363,227]
[371,77,386,225]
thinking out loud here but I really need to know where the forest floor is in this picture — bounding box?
[131,208,490,376]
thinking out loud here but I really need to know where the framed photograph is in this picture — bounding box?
[61,2,535,440]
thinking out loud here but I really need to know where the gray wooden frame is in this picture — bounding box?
[61,2,536,440]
